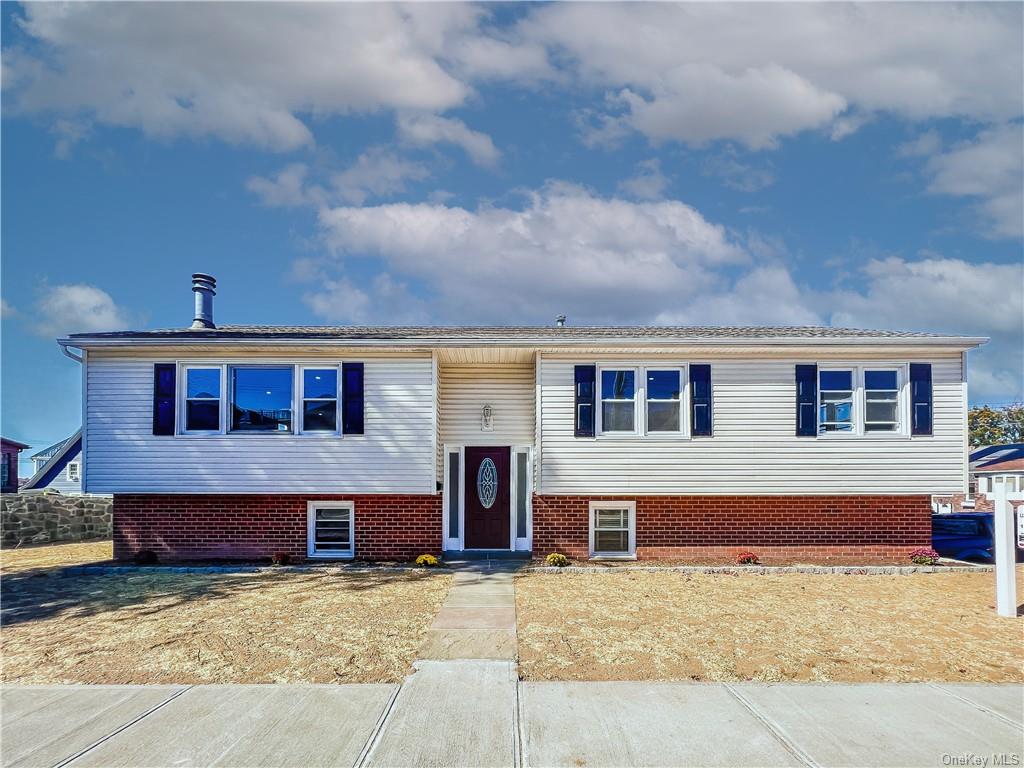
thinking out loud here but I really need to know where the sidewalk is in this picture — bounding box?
[2,678,1021,767]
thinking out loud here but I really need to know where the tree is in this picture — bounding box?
[968,403,1024,448]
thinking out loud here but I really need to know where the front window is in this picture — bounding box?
[646,369,681,433]
[302,368,338,432]
[600,369,636,433]
[66,462,81,482]
[307,501,354,558]
[818,370,854,434]
[230,367,293,432]
[864,370,899,432]
[589,501,636,558]
[185,367,221,432]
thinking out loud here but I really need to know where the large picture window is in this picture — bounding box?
[600,369,637,433]
[184,367,221,433]
[302,368,338,433]
[230,367,293,432]
[307,501,354,558]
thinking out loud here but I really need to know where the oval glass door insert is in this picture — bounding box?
[476,458,498,509]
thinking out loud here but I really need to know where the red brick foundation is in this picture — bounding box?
[113,494,442,562]
[532,494,932,564]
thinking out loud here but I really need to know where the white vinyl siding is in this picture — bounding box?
[437,363,535,477]
[539,354,966,495]
[85,352,435,494]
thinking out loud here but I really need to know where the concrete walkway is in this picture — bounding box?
[2,681,1020,767]
[417,561,520,661]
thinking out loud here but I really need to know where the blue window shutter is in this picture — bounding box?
[795,364,817,437]
[574,365,596,438]
[910,363,933,436]
[153,363,176,435]
[690,364,713,436]
[342,362,364,434]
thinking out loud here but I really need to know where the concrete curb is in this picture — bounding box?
[522,563,991,575]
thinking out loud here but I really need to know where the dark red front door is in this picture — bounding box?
[464,446,511,549]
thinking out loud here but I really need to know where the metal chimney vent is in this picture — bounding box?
[555,315,566,327]
[191,273,217,329]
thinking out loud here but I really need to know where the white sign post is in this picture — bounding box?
[993,482,1017,618]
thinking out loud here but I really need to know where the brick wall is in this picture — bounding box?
[113,494,441,562]
[532,494,932,564]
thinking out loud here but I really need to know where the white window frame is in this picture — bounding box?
[299,364,342,436]
[228,364,297,435]
[306,500,355,559]
[816,363,909,439]
[597,366,640,436]
[644,366,687,437]
[66,461,81,482]
[588,500,636,560]
[181,364,225,435]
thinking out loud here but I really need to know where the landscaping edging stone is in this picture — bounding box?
[523,563,992,575]
[55,564,433,577]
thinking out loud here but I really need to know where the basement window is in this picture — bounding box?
[66,462,81,483]
[589,501,636,559]
[307,501,354,559]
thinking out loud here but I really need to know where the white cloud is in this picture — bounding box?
[310,182,746,324]
[397,113,500,168]
[1,299,16,318]
[520,3,1023,148]
[248,149,430,209]
[924,123,1024,239]
[3,3,541,151]
[617,159,669,200]
[247,163,325,208]
[34,284,133,337]
[304,273,428,325]
[332,147,430,205]
[50,119,90,159]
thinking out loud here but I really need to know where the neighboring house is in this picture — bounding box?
[56,274,985,563]
[933,444,1024,513]
[29,434,78,475]
[22,430,84,494]
[1,438,31,493]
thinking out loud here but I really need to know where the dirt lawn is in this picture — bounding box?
[1,542,451,684]
[516,569,1024,683]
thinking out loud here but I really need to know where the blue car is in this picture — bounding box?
[932,513,994,562]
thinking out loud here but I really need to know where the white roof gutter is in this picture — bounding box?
[57,335,989,350]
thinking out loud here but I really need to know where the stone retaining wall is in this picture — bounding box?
[1,492,112,547]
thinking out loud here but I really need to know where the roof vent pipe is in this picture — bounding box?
[191,273,217,329]
[555,314,566,327]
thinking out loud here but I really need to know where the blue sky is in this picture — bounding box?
[2,2,1022,471]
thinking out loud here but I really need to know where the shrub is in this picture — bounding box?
[545,552,569,567]
[133,549,158,566]
[271,552,292,566]
[909,547,940,565]
[415,554,440,567]
[736,551,759,565]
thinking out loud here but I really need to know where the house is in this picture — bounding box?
[22,430,84,494]
[56,274,985,564]
[1,438,31,493]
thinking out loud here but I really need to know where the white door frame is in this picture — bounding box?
[443,443,532,552]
